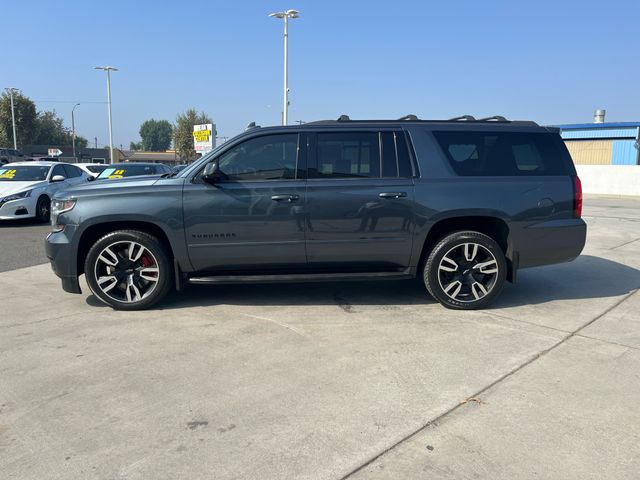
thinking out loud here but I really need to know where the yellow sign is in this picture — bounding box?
[0,169,16,179]
[193,130,211,142]
[108,169,126,179]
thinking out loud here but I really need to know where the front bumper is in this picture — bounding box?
[0,196,37,220]
[45,225,82,294]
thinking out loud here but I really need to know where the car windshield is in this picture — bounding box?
[97,165,162,179]
[86,165,109,174]
[0,166,51,182]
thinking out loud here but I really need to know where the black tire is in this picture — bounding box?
[84,230,173,310]
[35,195,51,223]
[423,230,506,310]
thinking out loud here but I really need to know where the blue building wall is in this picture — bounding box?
[611,140,638,165]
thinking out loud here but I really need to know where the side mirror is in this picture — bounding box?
[201,161,226,184]
[87,176,96,182]
[50,175,66,183]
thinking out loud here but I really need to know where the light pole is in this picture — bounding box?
[71,103,80,159]
[269,9,299,126]
[94,66,118,163]
[4,87,19,149]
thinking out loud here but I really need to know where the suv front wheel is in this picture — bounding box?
[84,230,173,310]
[424,231,506,310]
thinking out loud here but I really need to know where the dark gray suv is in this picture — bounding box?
[45,115,586,310]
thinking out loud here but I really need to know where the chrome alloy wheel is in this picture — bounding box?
[437,242,499,303]
[93,241,160,303]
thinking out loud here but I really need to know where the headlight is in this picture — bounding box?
[0,189,32,204]
[51,198,77,231]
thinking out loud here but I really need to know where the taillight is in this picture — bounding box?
[573,175,582,218]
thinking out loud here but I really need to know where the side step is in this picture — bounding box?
[187,269,415,285]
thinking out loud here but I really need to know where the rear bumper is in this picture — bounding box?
[514,218,587,269]
[45,225,82,294]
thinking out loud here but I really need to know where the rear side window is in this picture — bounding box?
[62,164,82,178]
[314,132,380,178]
[433,131,570,176]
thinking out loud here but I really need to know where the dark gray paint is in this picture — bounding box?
[45,120,586,294]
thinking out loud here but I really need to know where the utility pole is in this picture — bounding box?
[94,66,118,163]
[71,103,80,159]
[269,10,299,126]
[5,87,19,149]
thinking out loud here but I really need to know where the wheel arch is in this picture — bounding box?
[77,221,175,276]
[418,215,515,281]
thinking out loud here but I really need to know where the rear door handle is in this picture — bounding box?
[379,192,407,199]
[271,194,300,202]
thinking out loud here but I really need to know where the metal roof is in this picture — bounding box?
[554,122,640,130]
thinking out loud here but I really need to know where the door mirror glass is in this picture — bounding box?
[202,161,226,184]
[50,175,66,183]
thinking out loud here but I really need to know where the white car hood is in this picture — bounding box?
[0,181,46,198]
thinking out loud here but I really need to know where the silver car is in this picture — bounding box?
[0,161,89,222]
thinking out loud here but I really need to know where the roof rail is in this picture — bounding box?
[478,115,508,122]
[337,114,351,122]
[449,115,476,121]
[398,114,418,121]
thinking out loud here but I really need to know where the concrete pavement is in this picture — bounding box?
[0,197,639,479]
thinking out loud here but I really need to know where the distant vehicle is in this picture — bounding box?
[76,163,110,178]
[31,156,61,162]
[0,148,28,165]
[0,161,90,222]
[172,164,189,174]
[95,162,172,180]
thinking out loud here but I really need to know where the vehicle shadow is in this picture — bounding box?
[0,218,46,228]
[85,254,636,311]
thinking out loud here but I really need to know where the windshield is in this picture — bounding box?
[97,165,164,179]
[86,165,109,174]
[0,166,51,182]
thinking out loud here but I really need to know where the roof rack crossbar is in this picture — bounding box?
[398,114,418,121]
[449,115,476,122]
[478,115,508,122]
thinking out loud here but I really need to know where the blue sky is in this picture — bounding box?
[3,0,638,148]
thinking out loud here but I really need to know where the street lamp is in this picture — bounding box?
[269,9,299,126]
[94,66,118,163]
[71,103,80,159]
[4,87,19,149]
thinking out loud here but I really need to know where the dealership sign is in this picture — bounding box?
[193,123,216,154]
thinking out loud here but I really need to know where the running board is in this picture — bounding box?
[187,269,414,285]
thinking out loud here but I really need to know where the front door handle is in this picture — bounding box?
[379,192,407,199]
[271,194,300,202]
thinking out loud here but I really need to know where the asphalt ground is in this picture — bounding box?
[0,219,51,272]
[1,196,639,479]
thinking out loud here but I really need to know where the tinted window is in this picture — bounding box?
[63,164,82,178]
[97,165,162,179]
[381,132,397,177]
[217,134,298,181]
[395,131,413,178]
[433,131,570,176]
[314,132,380,178]
[86,165,108,174]
[51,165,67,178]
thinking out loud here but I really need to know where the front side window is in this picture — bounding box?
[216,134,299,181]
[314,132,380,178]
[51,165,67,179]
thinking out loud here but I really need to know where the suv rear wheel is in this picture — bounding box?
[423,231,506,310]
[84,230,172,310]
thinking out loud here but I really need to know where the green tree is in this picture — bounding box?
[0,91,37,148]
[129,141,142,151]
[75,136,88,149]
[139,119,173,151]
[33,110,69,145]
[174,108,212,160]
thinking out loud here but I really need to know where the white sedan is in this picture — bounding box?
[0,161,90,222]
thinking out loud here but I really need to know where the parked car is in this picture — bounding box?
[95,162,172,180]
[0,161,90,222]
[172,164,189,174]
[0,148,28,165]
[75,163,110,178]
[46,115,586,311]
